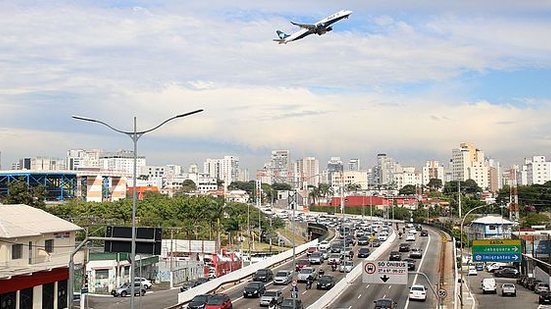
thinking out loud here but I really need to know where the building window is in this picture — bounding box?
[12,244,22,259]
[45,239,54,253]
[95,269,109,280]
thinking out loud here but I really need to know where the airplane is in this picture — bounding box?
[273,10,352,44]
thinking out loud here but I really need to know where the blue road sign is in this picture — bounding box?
[473,253,521,262]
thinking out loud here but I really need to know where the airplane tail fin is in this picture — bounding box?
[276,30,290,39]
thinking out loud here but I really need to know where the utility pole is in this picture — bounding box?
[458,181,462,219]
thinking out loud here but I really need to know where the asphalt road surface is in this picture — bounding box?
[330,226,446,309]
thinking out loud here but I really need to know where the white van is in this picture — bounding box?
[481,278,497,294]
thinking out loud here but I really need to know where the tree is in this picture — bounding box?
[523,213,551,228]
[345,183,361,193]
[427,178,443,191]
[2,177,46,209]
[180,179,197,193]
[463,179,482,195]
[272,183,291,191]
[399,185,416,195]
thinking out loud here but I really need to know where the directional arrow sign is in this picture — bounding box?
[362,260,408,285]
[472,239,522,263]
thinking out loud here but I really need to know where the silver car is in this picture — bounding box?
[259,289,283,306]
[297,267,317,282]
[273,270,292,285]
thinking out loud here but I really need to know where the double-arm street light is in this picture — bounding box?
[72,109,203,309]
[459,204,487,307]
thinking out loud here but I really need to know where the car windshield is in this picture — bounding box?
[191,295,209,303]
[300,268,313,274]
[345,261,353,266]
[206,295,225,305]
[281,299,298,306]
[248,282,263,288]
[263,291,278,297]
[276,271,289,277]
[502,284,514,288]
[257,270,268,275]
[375,299,392,306]
[411,286,424,291]
[320,276,333,282]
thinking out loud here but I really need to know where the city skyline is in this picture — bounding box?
[1,1,550,172]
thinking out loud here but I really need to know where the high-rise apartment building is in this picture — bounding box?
[66,148,101,170]
[203,156,240,188]
[422,160,445,185]
[486,158,502,192]
[450,142,489,189]
[523,156,551,185]
[270,150,291,184]
[371,153,398,187]
[295,157,320,188]
[14,156,66,171]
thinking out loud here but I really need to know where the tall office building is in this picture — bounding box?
[270,150,291,184]
[371,153,398,187]
[14,156,66,171]
[66,148,101,170]
[203,156,240,189]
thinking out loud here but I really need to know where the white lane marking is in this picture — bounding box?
[388,285,392,289]
[357,294,362,299]
[383,294,386,298]
[302,290,307,295]
[366,284,370,289]
[404,231,432,309]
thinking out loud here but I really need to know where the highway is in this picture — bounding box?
[330,226,445,309]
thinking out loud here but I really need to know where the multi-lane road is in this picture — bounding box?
[330,226,445,309]
[87,224,449,309]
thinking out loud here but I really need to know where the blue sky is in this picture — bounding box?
[0,1,550,171]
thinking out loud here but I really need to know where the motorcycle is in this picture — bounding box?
[331,264,337,272]
[306,278,313,290]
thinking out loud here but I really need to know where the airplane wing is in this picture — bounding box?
[290,21,317,31]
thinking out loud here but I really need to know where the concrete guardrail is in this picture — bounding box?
[166,239,319,309]
[307,230,397,309]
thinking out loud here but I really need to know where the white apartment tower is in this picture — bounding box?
[99,150,146,176]
[348,159,360,171]
[66,149,101,170]
[203,156,240,188]
[524,156,551,185]
[422,160,445,185]
[450,142,488,189]
[270,150,291,184]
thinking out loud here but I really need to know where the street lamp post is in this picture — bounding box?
[72,109,203,308]
[459,204,487,307]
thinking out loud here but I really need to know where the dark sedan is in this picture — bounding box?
[358,247,371,258]
[187,294,211,309]
[243,281,266,298]
[404,258,416,271]
[540,291,551,305]
[389,251,402,261]
[495,268,520,278]
[398,243,410,252]
[316,275,336,290]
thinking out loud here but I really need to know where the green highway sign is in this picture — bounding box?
[471,239,522,263]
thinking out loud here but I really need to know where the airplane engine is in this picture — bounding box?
[326,27,333,32]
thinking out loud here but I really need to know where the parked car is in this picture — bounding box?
[297,267,317,282]
[253,269,274,282]
[501,283,516,297]
[389,251,402,261]
[540,291,551,305]
[134,277,152,289]
[494,268,519,278]
[243,281,266,298]
[373,298,398,309]
[111,283,146,297]
[409,248,423,259]
[279,298,304,309]
[339,260,354,273]
[358,247,371,258]
[316,275,336,290]
[187,294,212,309]
[399,243,411,252]
[408,285,427,301]
[309,252,324,264]
[535,283,550,294]
[274,270,293,285]
[205,293,232,309]
[259,289,283,307]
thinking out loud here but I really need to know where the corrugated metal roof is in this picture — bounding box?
[471,215,513,225]
[0,204,82,238]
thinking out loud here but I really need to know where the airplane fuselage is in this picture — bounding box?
[274,10,352,44]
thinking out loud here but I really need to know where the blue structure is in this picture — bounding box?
[0,171,77,201]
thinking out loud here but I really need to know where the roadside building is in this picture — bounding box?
[468,215,514,240]
[0,204,83,308]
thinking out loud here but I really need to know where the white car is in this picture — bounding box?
[297,267,317,282]
[377,234,388,241]
[486,262,509,272]
[409,285,427,301]
[406,233,416,241]
[467,266,477,276]
[134,277,152,289]
[318,241,330,251]
[273,270,292,285]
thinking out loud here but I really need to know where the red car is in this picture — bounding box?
[296,259,311,272]
[204,293,232,309]
[306,247,318,256]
